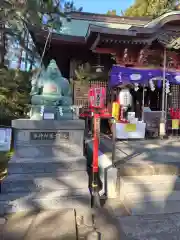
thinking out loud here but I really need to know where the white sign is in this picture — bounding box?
[43,113,55,120]
[175,75,180,82]
[127,112,135,122]
[0,129,6,144]
[0,128,12,151]
[94,88,102,107]
[130,74,141,81]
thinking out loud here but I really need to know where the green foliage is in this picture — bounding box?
[75,63,92,84]
[0,68,31,120]
[107,10,117,16]
[74,63,108,84]
[0,0,82,69]
[124,0,179,18]
[0,0,65,68]
[0,150,14,180]
[64,1,83,12]
[1,0,64,30]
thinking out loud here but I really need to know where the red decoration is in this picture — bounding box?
[88,87,106,109]
[169,108,180,119]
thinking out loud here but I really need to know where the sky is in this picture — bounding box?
[73,0,134,15]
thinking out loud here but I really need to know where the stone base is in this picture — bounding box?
[12,119,85,158]
[30,105,74,120]
[1,119,91,215]
[12,119,85,130]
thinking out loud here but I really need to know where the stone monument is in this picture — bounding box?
[30,59,73,120]
[0,60,90,216]
[12,59,84,158]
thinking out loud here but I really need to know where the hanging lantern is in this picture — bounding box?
[94,53,104,73]
[96,66,103,73]
[118,88,132,110]
[134,83,139,92]
[165,80,170,94]
[149,79,155,91]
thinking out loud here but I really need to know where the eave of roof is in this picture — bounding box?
[67,11,152,26]
[85,24,137,39]
[28,10,180,50]
[28,25,86,45]
[145,11,180,28]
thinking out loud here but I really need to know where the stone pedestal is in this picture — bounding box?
[0,119,91,215]
[12,119,85,158]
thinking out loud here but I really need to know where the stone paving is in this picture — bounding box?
[100,137,180,239]
[120,213,180,240]
[0,210,77,240]
[0,208,125,240]
[2,137,180,239]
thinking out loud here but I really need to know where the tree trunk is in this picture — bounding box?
[0,22,6,68]
[17,30,27,70]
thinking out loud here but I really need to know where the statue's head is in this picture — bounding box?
[47,60,62,78]
[37,59,71,98]
[37,60,61,95]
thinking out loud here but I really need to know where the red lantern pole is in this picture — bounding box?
[89,87,104,208]
[92,112,99,193]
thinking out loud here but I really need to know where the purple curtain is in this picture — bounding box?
[110,65,180,88]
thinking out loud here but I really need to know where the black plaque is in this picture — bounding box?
[30,132,69,140]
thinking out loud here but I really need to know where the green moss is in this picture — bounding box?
[0,149,14,180]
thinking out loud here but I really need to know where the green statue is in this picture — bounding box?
[30,60,74,120]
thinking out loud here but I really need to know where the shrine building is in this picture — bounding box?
[29,10,180,118]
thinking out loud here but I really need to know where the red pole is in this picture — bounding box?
[93,112,99,174]
[91,110,101,208]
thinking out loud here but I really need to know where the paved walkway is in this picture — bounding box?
[120,213,180,240]
[2,138,180,239]
[0,208,125,239]
[100,136,180,165]
[0,210,77,240]
[100,136,180,239]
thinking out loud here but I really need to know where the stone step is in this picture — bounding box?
[1,181,89,195]
[14,145,84,158]
[3,171,88,182]
[10,156,86,163]
[125,190,180,203]
[120,175,179,193]
[127,200,180,215]
[8,158,86,174]
[0,194,90,215]
[2,171,89,193]
[118,161,180,176]
[0,189,89,201]
[122,191,180,215]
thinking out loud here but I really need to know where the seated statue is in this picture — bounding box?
[30,60,73,120]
